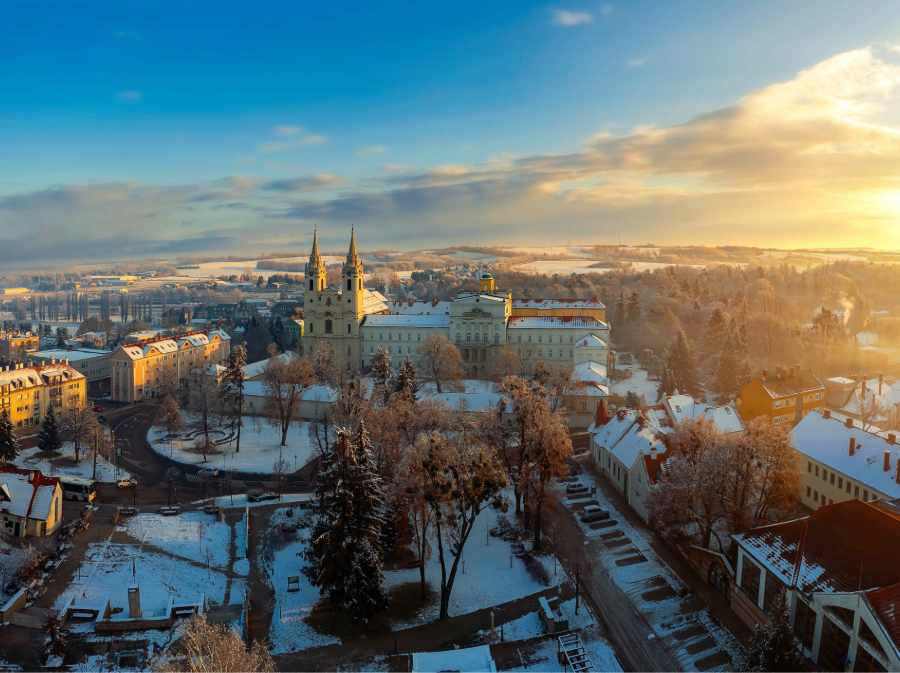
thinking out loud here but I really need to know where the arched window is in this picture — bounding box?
[309,278,314,291]
[325,320,333,334]
[347,324,351,334]
[347,279,351,291]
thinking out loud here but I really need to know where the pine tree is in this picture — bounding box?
[735,322,752,391]
[740,589,805,672]
[220,345,247,452]
[370,347,394,405]
[656,365,676,400]
[713,323,738,395]
[614,291,627,324]
[626,289,642,323]
[664,331,701,396]
[38,407,63,453]
[0,408,19,463]
[394,357,419,401]
[701,308,728,361]
[303,423,390,622]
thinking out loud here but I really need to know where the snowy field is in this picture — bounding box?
[14,442,128,482]
[149,415,315,474]
[555,470,744,671]
[54,511,243,623]
[610,362,659,405]
[514,260,703,276]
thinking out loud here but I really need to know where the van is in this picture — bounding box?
[566,483,589,494]
[580,505,610,522]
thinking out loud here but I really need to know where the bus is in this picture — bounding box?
[59,477,96,502]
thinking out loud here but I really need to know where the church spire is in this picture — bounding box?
[310,227,322,264]
[347,225,359,264]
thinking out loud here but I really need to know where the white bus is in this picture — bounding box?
[59,477,96,502]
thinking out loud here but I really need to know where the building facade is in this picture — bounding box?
[110,329,231,403]
[0,332,40,362]
[0,362,86,431]
[0,468,64,537]
[738,366,825,428]
[30,348,112,395]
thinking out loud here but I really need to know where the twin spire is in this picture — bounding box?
[308,226,359,266]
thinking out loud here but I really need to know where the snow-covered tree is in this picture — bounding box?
[701,307,728,361]
[656,364,676,400]
[38,407,63,454]
[394,356,419,401]
[0,408,19,462]
[220,344,247,452]
[664,330,701,396]
[152,614,274,672]
[261,350,315,446]
[370,347,394,405]
[740,588,805,672]
[303,423,390,622]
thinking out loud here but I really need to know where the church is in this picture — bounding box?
[302,230,610,378]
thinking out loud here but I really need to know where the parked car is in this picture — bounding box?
[566,483,589,494]
[117,477,136,489]
[580,505,610,522]
[92,406,103,412]
[197,467,220,478]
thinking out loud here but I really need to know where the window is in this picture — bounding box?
[863,490,869,502]
[855,485,860,498]
[818,614,852,673]
[775,400,782,409]
[806,486,811,497]
[792,598,816,652]
[774,416,781,424]
[309,322,314,333]
[347,324,351,334]
[823,469,828,481]
[815,465,820,477]
[838,477,843,489]
[847,481,852,494]
[830,474,835,485]
[456,334,461,343]
[324,320,332,334]
[808,461,812,473]
[548,336,553,343]
[816,393,821,400]
[855,646,888,672]
[740,556,762,603]
[814,490,819,501]
[763,571,783,613]
[517,336,521,343]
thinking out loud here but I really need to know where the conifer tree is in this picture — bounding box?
[656,365,676,400]
[735,322,753,391]
[614,291,627,324]
[701,307,728,361]
[370,347,394,405]
[38,407,63,453]
[740,589,805,672]
[220,344,247,452]
[626,289,642,323]
[713,323,738,395]
[664,331,701,396]
[303,423,390,622]
[0,408,19,462]
[394,356,419,401]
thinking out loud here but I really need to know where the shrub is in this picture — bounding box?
[521,553,551,586]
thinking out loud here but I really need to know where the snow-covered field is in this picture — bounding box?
[149,415,315,474]
[14,442,128,482]
[514,260,703,276]
[54,511,243,621]
[610,363,659,405]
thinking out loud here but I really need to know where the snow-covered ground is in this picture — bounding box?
[149,414,315,474]
[200,493,313,509]
[54,511,243,622]
[610,363,659,405]
[514,260,703,276]
[555,471,743,671]
[14,442,128,482]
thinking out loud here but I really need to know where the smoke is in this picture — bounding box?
[839,296,853,325]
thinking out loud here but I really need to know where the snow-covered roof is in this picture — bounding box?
[242,381,338,403]
[421,391,507,411]
[0,468,59,521]
[735,499,900,596]
[608,417,668,470]
[574,333,608,349]
[0,363,84,389]
[412,645,497,673]
[792,412,900,499]
[512,296,605,310]
[856,331,880,345]
[757,369,824,398]
[386,300,452,315]
[362,289,389,315]
[32,348,111,362]
[663,394,744,434]
[455,291,508,303]
[241,353,293,379]
[591,409,642,447]
[572,361,608,385]
[507,316,608,330]
[362,314,450,329]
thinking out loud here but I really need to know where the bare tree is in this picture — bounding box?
[87,423,115,481]
[152,614,274,672]
[188,364,221,463]
[261,350,315,446]
[855,387,889,431]
[156,395,184,450]
[487,343,520,380]
[416,334,465,394]
[63,395,98,463]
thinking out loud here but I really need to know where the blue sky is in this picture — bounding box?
[3,1,900,262]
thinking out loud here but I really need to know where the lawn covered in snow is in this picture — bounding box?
[14,442,128,482]
[610,362,660,405]
[149,413,315,474]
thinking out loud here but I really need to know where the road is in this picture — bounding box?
[545,492,684,672]
[93,402,314,507]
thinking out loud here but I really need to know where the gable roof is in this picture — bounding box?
[574,333,608,348]
[663,394,744,434]
[607,417,668,471]
[0,468,59,521]
[511,296,605,310]
[867,583,900,650]
[590,409,641,448]
[507,316,608,330]
[736,499,900,595]
[756,369,824,398]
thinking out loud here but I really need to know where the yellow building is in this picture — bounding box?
[738,366,825,428]
[110,329,231,403]
[0,362,86,432]
[0,332,40,362]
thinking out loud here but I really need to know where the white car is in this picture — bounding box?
[117,477,136,489]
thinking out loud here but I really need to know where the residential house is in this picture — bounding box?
[792,410,900,511]
[283,316,303,349]
[0,468,64,537]
[732,499,900,671]
[30,349,112,394]
[738,366,825,428]
[0,332,40,361]
[0,362,86,432]
[824,375,898,431]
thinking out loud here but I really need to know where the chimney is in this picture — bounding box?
[889,433,897,445]
[850,437,856,456]
[790,368,795,379]
[886,450,891,472]
[763,369,768,377]
[823,409,831,419]
[845,417,854,428]
[862,380,867,399]
[880,373,884,396]
[128,585,142,619]
[650,446,658,460]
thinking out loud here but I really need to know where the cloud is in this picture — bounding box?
[274,125,304,137]
[551,9,593,26]
[628,57,647,67]
[599,4,613,17]
[356,145,389,155]
[115,90,142,103]
[257,133,328,153]
[8,42,900,261]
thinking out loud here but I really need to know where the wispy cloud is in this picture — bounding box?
[628,57,647,67]
[256,133,328,153]
[115,90,142,103]
[551,9,593,26]
[356,145,389,156]
[274,125,304,137]
[261,173,343,192]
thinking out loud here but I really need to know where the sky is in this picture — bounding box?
[3,0,900,264]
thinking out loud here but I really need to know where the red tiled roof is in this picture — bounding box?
[738,499,900,595]
[867,583,900,649]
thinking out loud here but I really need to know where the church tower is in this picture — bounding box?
[306,229,326,293]
[343,227,365,322]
